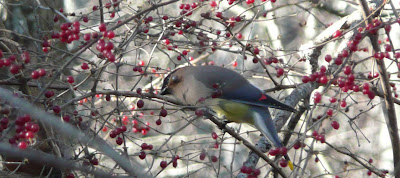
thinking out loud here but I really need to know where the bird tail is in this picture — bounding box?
[252,107,294,170]
[252,107,283,148]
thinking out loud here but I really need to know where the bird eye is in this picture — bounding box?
[170,75,179,84]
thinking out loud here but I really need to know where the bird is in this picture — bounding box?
[160,65,296,170]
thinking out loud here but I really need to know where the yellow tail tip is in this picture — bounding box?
[288,160,294,170]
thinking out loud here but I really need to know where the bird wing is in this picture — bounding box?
[221,84,297,112]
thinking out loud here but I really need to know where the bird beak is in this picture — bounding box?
[160,87,171,95]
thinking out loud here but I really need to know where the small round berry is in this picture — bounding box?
[340,100,347,107]
[279,159,288,167]
[137,100,144,108]
[195,109,204,116]
[210,1,217,7]
[212,132,218,139]
[343,66,352,75]
[18,141,28,150]
[211,155,218,162]
[67,76,75,84]
[200,152,206,160]
[368,158,373,163]
[116,137,123,145]
[269,148,279,156]
[325,55,332,62]
[81,62,89,70]
[279,147,288,155]
[106,31,115,39]
[313,92,322,103]
[10,64,20,74]
[319,76,328,84]
[139,151,146,159]
[31,71,40,79]
[53,105,61,114]
[326,109,333,116]
[99,23,107,32]
[332,30,342,38]
[159,108,167,117]
[38,68,46,77]
[160,161,168,169]
[331,121,340,130]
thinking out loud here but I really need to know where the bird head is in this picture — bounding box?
[160,68,183,95]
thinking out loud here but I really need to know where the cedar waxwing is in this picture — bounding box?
[160,65,296,170]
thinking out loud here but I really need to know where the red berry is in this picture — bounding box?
[137,100,144,108]
[331,121,340,130]
[236,33,243,39]
[162,15,168,20]
[67,76,74,84]
[63,115,71,122]
[367,170,372,176]
[83,33,91,41]
[325,55,332,62]
[327,109,333,116]
[139,151,146,159]
[246,0,255,4]
[302,76,310,83]
[210,1,217,7]
[195,109,204,116]
[269,148,279,156]
[232,61,238,67]
[10,64,20,74]
[341,50,349,57]
[25,131,34,139]
[319,76,328,84]
[343,66,351,75]
[45,90,54,98]
[29,123,39,133]
[38,68,46,77]
[279,147,288,155]
[253,47,259,54]
[332,30,342,38]
[160,161,168,168]
[293,141,301,149]
[276,68,284,76]
[106,31,115,39]
[116,137,123,145]
[340,100,347,107]
[211,155,218,162]
[212,132,218,139]
[200,152,206,160]
[318,135,326,143]
[335,58,343,65]
[279,159,288,167]
[18,141,28,149]
[141,129,148,135]
[314,92,322,103]
[99,23,107,32]
[31,71,40,79]
[133,88,142,96]
[159,108,168,117]
[53,105,61,114]
[81,62,89,70]
[384,44,392,52]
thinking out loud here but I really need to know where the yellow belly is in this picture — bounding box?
[209,99,253,124]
